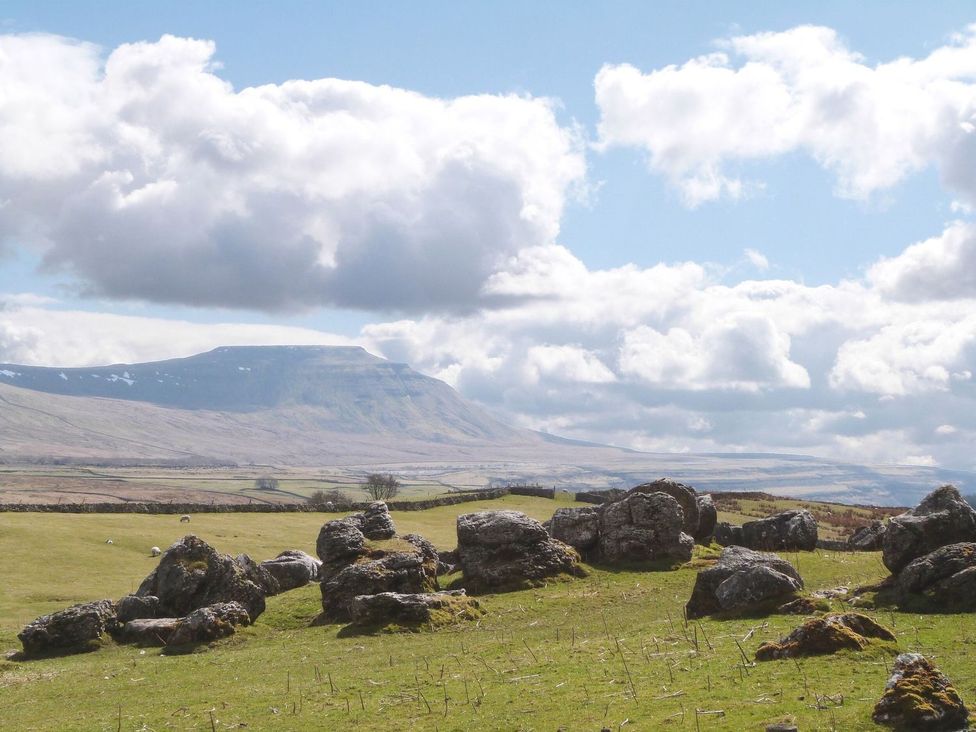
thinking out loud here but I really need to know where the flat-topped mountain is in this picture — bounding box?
[0,346,519,440]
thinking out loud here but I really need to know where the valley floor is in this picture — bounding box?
[1,496,973,730]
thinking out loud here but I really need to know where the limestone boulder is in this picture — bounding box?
[18,599,117,657]
[116,594,161,623]
[686,545,803,619]
[629,479,700,536]
[597,491,694,564]
[848,521,887,551]
[883,485,976,573]
[347,590,484,629]
[548,507,600,553]
[694,494,718,543]
[740,510,818,552]
[260,550,321,592]
[316,517,366,569]
[359,501,397,539]
[135,535,267,621]
[895,542,976,611]
[457,510,583,592]
[873,653,969,731]
[320,546,437,620]
[714,522,743,547]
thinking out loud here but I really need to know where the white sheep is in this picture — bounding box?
[150,546,161,557]
[105,539,113,545]
[180,514,191,523]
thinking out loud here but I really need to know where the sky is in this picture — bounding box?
[2,1,976,469]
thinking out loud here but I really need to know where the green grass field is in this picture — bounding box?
[2,495,974,731]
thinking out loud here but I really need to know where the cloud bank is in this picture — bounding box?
[596,25,976,205]
[0,33,585,312]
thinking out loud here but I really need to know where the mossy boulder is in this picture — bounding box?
[873,653,969,730]
[756,612,895,660]
[347,590,484,632]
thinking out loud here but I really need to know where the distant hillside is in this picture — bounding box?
[0,346,974,507]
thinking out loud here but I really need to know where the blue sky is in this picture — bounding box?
[3,2,976,470]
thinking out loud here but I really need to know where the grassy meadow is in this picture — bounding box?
[2,494,975,731]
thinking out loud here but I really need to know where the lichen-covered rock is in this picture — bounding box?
[694,494,718,543]
[437,548,459,575]
[116,594,161,623]
[18,599,117,657]
[597,491,694,564]
[629,479,700,536]
[883,485,976,573]
[895,542,976,611]
[135,535,267,621]
[347,590,484,629]
[849,521,887,551]
[260,550,321,592]
[686,546,803,619]
[873,653,969,731]
[320,539,439,621]
[548,506,600,552]
[756,613,895,660]
[120,617,180,646]
[401,533,440,568]
[457,510,584,592]
[714,522,743,547]
[740,510,818,551]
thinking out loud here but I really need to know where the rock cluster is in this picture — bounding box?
[120,601,251,647]
[457,510,583,592]
[548,479,710,564]
[755,613,895,660]
[316,502,439,621]
[686,546,803,619]
[135,534,268,621]
[873,653,969,731]
[882,485,976,573]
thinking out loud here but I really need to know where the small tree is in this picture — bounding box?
[363,473,400,501]
[254,476,279,491]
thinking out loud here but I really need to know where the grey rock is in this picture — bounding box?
[883,485,976,573]
[120,617,180,646]
[686,545,803,619]
[135,535,267,621]
[260,550,321,592]
[347,590,483,627]
[873,653,969,730]
[598,491,694,564]
[457,510,583,592]
[548,507,600,552]
[316,517,366,568]
[19,599,118,656]
[694,494,717,543]
[714,564,803,614]
[740,510,818,552]
[167,601,251,646]
[235,553,281,596]
[629,479,700,536]
[896,542,976,611]
[848,521,887,551]
[360,501,397,539]
[714,522,743,547]
[116,594,161,623]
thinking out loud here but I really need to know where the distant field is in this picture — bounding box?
[2,495,972,731]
